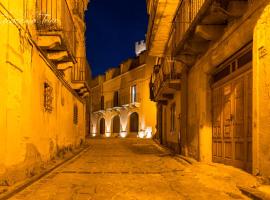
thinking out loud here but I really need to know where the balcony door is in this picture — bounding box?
[131,85,137,103]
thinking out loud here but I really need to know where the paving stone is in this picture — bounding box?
[9,138,258,200]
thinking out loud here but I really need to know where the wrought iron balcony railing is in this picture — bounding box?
[120,93,141,106]
[71,57,91,86]
[96,93,141,111]
[171,0,255,55]
[36,0,76,56]
[172,0,206,52]
[151,58,181,100]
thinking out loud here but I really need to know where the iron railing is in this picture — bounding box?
[119,93,141,106]
[146,0,159,48]
[36,0,76,56]
[172,0,205,51]
[151,58,181,98]
[71,57,91,85]
[104,99,120,110]
[172,0,254,52]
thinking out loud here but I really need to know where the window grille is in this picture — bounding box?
[44,82,53,112]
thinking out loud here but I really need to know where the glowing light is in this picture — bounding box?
[92,133,96,137]
[105,132,111,138]
[120,131,127,138]
[121,119,128,132]
[145,127,152,139]
[92,126,97,134]
[138,130,145,139]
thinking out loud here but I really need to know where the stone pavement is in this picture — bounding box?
[8,138,259,200]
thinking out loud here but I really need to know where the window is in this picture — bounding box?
[101,96,104,110]
[73,104,78,125]
[213,46,252,83]
[170,103,176,132]
[44,82,53,112]
[113,91,119,107]
[131,85,137,103]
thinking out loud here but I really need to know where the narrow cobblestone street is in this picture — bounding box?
[9,139,258,200]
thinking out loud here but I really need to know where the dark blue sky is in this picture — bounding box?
[85,0,148,77]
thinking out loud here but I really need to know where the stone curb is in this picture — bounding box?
[152,139,196,165]
[0,145,90,200]
[238,186,270,200]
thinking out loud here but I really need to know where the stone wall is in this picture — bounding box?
[0,3,85,184]
[186,0,266,167]
[253,3,270,176]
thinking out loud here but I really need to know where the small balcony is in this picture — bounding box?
[36,0,76,63]
[72,58,91,84]
[71,57,91,96]
[92,103,105,113]
[146,0,179,57]
[171,0,253,66]
[150,58,181,102]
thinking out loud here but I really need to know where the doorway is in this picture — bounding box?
[112,115,120,134]
[100,118,105,135]
[129,112,139,133]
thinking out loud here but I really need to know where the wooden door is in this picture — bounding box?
[100,118,105,135]
[212,71,252,172]
[112,115,120,134]
[130,113,139,132]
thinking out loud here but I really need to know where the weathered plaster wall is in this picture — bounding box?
[163,93,181,152]
[0,4,85,183]
[186,1,264,162]
[253,3,270,176]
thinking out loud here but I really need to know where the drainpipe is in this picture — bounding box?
[180,64,188,156]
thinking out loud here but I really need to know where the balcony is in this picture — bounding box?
[72,57,91,84]
[146,0,179,57]
[92,103,104,113]
[120,93,141,108]
[150,58,181,102]
[71,57,91,96]
[171,0,253,66]
[36,0,76,64]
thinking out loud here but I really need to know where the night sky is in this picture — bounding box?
[85,0,148,77]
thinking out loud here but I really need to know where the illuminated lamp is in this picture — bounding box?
[138,130,145,139]
[145,127,153,139]
[120,131,128,138]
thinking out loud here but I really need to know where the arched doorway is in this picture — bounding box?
[130,112,139,133]
[100,118,105,135]
[112,115,120,134]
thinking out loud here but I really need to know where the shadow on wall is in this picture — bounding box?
[0,140,83,187]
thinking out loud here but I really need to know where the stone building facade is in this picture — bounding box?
[147,0,270,176]
[0,0,91,184]
[90,52,157,138]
